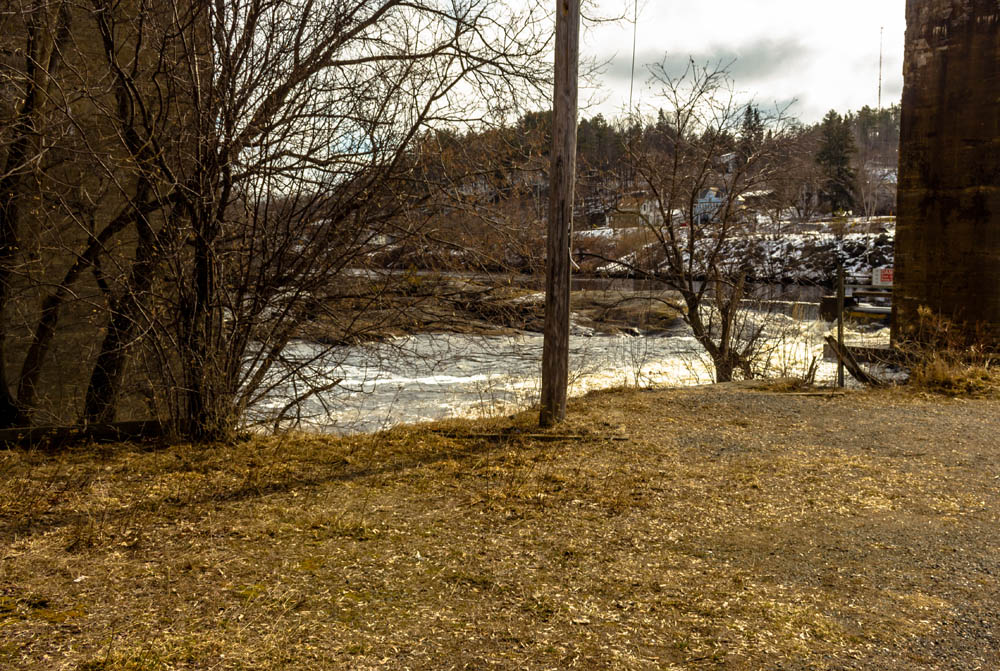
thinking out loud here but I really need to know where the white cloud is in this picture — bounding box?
[580,0,906,122]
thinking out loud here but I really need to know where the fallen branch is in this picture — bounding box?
[431,430,627,443]
[824,336,885,386]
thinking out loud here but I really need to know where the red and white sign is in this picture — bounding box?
[872,266,894,287]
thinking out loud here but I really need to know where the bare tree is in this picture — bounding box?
[766,123,825,225]
[0,0,553,437]
[596,62,797,382]
[853,105,899,221]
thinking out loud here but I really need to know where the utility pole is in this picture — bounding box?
[540,0,580,427]
[837,265,846,388]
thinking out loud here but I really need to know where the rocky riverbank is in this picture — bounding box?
[296,275,687,344]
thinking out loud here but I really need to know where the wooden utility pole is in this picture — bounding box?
[836,265,846,388]
[540,0,580,427]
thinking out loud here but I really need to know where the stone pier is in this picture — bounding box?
[893,0,1000,345]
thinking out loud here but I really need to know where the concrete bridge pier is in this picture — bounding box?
[893,0,1000,345]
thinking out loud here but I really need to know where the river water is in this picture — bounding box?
[253,316,886,434]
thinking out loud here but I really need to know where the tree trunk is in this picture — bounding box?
[82,204,159,424]
[16,192,156,418]
[83,298,132,424]
[15,294,62,415]
[0,84,33,428]
[714,360,735,383]
[182,206,227,440]
[0,3,72,426]
[0,280,20,427]
[0,178,26,428]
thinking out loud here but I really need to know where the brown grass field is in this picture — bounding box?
[1,383,999,670]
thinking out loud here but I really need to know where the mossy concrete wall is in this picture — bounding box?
[893,0,1000,344]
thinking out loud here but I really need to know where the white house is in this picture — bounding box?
[694,187,727,224]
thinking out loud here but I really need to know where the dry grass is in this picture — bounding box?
[2,385,999,669]
[897,306,999,397]
[907,355,999,397]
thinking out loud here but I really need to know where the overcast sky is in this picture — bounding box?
[577,0,906,124]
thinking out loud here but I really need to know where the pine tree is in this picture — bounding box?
[738,104,764,164]
[815,110,857,214]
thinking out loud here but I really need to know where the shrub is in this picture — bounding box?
[899,307,997,395]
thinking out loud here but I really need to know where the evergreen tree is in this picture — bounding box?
[815,110,857,213]
[738,104,764,164]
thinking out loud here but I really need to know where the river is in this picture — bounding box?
[252,316,888,434]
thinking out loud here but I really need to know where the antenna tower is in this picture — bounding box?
[878,26,884,110]
[626,0,639,187]
[628,0,638,118]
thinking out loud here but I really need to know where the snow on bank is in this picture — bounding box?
[588,228,894,283]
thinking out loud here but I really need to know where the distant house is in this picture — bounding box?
[610,190,667,229]
[719,152,739,176]
[692,186,777,226]
[694,187,728,224]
